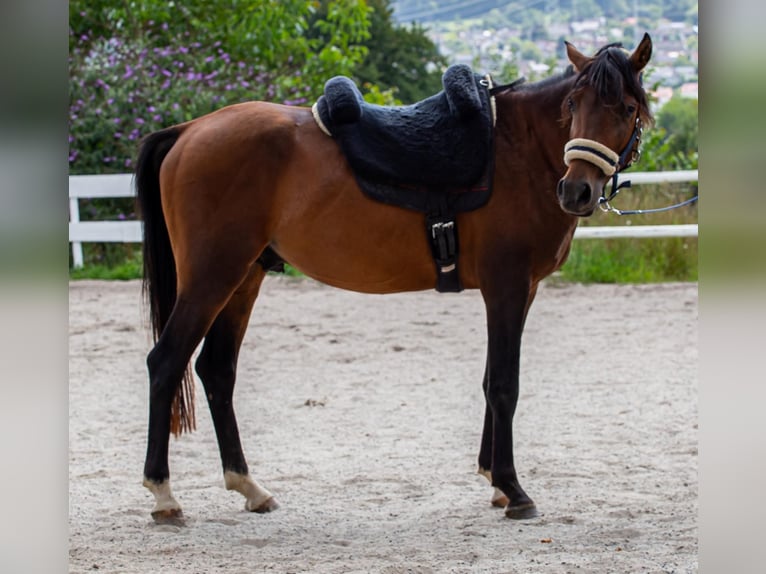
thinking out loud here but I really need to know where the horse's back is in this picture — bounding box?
[154,101,439,293]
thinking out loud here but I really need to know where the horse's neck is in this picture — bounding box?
[499,85,572,171]
[494,82,579,234]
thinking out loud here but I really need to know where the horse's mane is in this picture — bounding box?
[490,42,653,126]
[566,42,654,125]
[490,65,576,96]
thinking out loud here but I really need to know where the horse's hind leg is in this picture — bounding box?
[194,264,278,513]
[143,297,227,524]
[143,259,259,524]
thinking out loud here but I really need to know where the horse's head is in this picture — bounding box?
[556,34,654,216]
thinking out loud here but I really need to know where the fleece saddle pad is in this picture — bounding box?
[312,64,495,213]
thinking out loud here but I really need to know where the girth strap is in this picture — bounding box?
[425,193,462,293]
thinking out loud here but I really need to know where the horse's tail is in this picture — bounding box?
[135,126,196,436]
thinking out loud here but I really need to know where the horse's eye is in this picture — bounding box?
[626,104,637,116]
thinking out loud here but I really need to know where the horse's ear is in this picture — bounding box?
[565,41,590,72]
[629,33,652,73]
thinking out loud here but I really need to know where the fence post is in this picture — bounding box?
[69,196,84,268]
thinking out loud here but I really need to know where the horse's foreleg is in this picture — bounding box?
[194,265,278,514]
[477,361,510,508]
[481,277,538,519]
[478,283,539,512]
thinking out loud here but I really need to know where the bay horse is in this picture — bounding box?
[135,35,653,524]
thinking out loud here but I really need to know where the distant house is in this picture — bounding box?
[680,82,698,100]
[652,86,675,109]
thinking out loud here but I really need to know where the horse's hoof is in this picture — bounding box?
[151,507,185,526]
[504,502,538,520]
[248,497,279,514]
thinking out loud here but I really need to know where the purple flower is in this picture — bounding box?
[114,132,123,139]
[135,118,145,125]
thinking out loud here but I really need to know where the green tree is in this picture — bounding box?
[69,0,374,268]
[638,94,698,171]
[69,0,372,175]
[656,94,698,159]
[311,0,446,103]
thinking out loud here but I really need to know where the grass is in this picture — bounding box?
[559,181,698,283]
[69,259,143,280]
[68,259,303,281]
[69,184,698,284]
[560,237,697,283]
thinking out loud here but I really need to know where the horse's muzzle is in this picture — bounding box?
[557,177,598,216]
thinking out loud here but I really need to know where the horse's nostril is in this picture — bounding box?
[577,182,592,206]
[557,179,566,200]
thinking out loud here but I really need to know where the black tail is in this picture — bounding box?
[134,127,195,436]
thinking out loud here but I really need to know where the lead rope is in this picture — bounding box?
[599,122,698,215]
[565,117,699,216]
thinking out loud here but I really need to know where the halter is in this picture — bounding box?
[598,116,643,210]
[564,118,698,215]
[563,116,642,179]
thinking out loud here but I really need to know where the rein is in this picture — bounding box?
[564,118,699,216]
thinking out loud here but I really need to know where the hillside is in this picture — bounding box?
[392,0,698,25]
[390,0,698,94]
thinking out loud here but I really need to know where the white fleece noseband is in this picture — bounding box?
[564,138,619,176]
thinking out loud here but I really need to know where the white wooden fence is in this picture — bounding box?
[69,170,698,268]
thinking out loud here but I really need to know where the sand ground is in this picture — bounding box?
[69,278,697,573]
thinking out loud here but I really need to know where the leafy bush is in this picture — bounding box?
[69,0,371,268]
[69,0,371,176]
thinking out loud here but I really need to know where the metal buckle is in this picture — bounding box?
[431,221,454,238]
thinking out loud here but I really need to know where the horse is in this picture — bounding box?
[135,34,653,524]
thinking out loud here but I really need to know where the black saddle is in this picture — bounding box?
[311,65,496,293]
[313,64,494,206]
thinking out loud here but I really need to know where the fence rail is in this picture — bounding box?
[69,170,698,268]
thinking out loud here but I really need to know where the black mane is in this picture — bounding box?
[491,42,653,126]
[568,43,653,124]
[489,65,576,96]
